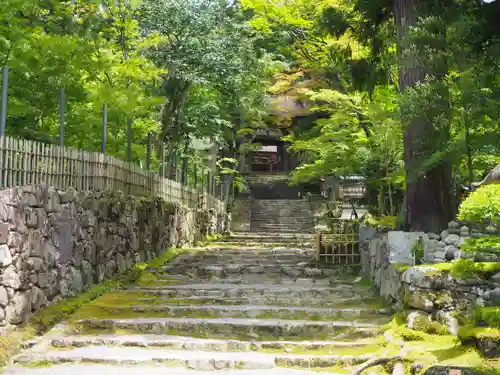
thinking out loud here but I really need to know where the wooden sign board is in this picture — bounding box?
[449,370,461,375]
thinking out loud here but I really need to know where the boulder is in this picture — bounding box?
[406,310,431,330]
[388,231,429,265]
[407,289,435,312]
[0,286,8,307]
[31,287,47,311]
[445,244,458,259]
[6,290,33,324]
[444,234,461,247]
[436,310,459,336]
[0,244,12,267]
[1,266,21,289]
[402,266,446,289]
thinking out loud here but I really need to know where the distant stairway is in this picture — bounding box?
[250,199,316,233]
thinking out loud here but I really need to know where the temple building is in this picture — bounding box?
[238,129,299,174]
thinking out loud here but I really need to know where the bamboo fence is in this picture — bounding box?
[0,136,223,211]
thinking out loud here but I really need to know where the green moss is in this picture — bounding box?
[462,236,500,253]
[477,307,500,328]
[363,215,398,229]
[0,246,186,368]
[459,325,500,342]
[21,360,55,369]
[458,184,500,226]
[394,264,410,273]
[417,261,500,279]
[261,342,380,356]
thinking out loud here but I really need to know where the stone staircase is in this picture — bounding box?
[250,199,316,233]
[3,233,391,375]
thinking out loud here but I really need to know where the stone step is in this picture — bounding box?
[250,223,314,228]
[231,232,314,238]
[127,294,384,309]
[51,334,378,353]
[165,259,315,268]
[250,216,314,221]
[84,303,389,321]
[250,217,314,222]
[129,284,366,300]
[220,236,312,243]
[170,255,315,265]
[2,364,343,375]
[160,264,336,278]
[208,241,314,248]
[190,247,316,255]
[15,345,372,370]
[249,226,314,233]
[75,317,380,341]
[146,276,338,286]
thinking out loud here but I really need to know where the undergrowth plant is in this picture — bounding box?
[458,185,500,226]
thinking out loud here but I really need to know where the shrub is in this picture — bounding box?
[461,236,500,253]
[458,184,500,225]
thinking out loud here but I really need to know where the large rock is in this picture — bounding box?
[388,231,429,265]
[0,286,8,307]
[6,290,32,324]
[406,310,431,330]
[31,287,47,311]
[1,265,21,289]
[444,234,461,247]
[0,222,8,244]
[0,244,12,266]
[358,224,377,242]
[402,266,447,289]
[436,310,459,336]
[407,289,435,312]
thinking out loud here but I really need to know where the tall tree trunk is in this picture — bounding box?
[465,121,474,191]
[395,0,454,233]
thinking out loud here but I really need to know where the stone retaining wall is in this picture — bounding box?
[0,185,228,327]
[360,231,404,304]
[360,225,500,334]
[230,196,251,232]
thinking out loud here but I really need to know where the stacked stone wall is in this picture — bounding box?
[0,185,228,327]
[360,222,500,335]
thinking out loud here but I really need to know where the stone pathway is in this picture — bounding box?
[2,232,392,375]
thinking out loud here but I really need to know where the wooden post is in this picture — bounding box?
[101,104,107,154]
[59,88,65,146]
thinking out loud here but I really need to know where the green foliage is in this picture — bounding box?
[363,215,398,229]
[458,185,500,225]
[478,307,500,328]
[449,259,500,279]
[411,238,425,265]
[461,236,500,254]
[411,316,450,336]
[0,246,183,367]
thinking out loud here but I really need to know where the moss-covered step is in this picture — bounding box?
[179,247,316,256]
[72,303,392,322]
[147,276,337,286]
[160,264,343,278]
[50,334,379,355]
[207,241,314,248]
[72,317,381,341]
[128,283,368,299]
[217,237,313,244]
[92,290,387,309]
[2,363,345,375]
[170,254,315,265]
[223,234,314,241]
[14,345,373,370]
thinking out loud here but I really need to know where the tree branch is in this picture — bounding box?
[351,356,402,375]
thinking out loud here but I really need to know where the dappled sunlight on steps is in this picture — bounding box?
[3,232,392,375]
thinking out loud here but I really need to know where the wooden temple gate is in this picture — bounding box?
[315,219,360,265]
[315,179,365,265]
